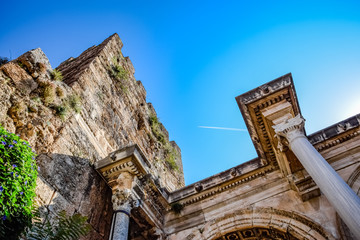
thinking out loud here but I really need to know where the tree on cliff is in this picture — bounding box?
[0,57,9,66]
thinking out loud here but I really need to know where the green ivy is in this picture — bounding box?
[0,125,37,238]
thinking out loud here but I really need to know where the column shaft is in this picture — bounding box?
[109,208,131,240]
[289,135,360,239]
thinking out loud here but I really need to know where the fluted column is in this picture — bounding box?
[273,115,360,239]
[109,172,139,240]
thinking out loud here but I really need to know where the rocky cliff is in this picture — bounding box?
[0,33,184,239]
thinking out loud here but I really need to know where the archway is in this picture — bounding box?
[214,227,298,240]
[184,207,335,240]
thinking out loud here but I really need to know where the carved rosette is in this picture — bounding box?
[273,114,306,145]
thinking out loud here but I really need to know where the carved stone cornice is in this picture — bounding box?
[273,114,306,144]
[95,145,151,189]
[171,165,276,206]
[235,73,302,167]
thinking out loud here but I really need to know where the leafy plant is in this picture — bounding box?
[55,104,69,120]
[23,209,91,240]
[110,57,128,80]
[51,69,63,81]
[111,64,128,80]
[43,83,56,105]
[0,125,37,239]
[165,149,179,171]
[149,114,166,145]
[67,94,82,113]
[149,115,179,171]
[55,86,65,98]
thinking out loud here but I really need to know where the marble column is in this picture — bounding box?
[273,115,360,239]
[108,172,139,240]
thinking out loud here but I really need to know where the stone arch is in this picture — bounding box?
[185,207,335,240]
[338,164,360,240]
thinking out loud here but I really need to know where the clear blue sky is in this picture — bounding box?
[1,1,360,184]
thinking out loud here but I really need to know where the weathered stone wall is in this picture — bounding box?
[164,125,360,240]
[0,34,184,239]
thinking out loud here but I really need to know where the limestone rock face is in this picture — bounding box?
[0,33,184,239]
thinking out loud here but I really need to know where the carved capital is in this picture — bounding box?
[111,171,140,211]
[273,114,306,144]
[111,189,140,211]
[112,188,132,210]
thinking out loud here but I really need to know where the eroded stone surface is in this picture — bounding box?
[0,34,184,239]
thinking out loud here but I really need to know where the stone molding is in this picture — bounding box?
[235,73,301,168]
[184,207,335,240]
[178,165,275,206]
[315,129,360,152]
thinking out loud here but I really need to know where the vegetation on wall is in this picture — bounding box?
[43,83,56,105]
[149,114,179,171]
[54,94,82,120]
[23,209,91,240]
[109,56,129,94]
[0,125,38,239]
[51,69,63,81]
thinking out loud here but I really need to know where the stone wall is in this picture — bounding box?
[0,34,184,239]
[164,117,360,240]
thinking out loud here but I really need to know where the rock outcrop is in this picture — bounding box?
[0,33,184,239]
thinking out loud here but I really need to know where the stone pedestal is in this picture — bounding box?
[273,115,360,239]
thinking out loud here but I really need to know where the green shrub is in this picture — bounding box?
[55,104,69,120]
[55,86,65,98]
[149,114,179,171]
[166,151,179,171]
[110,57,128,81]
[51,69,63,81]
[164,144,179,171]
[67,94,82,113]
[0,125,37,239]
[111,65,128,81]
[43,83,56,105]
[149,114,167,146]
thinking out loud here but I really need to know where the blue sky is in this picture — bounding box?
[1,1,360,184]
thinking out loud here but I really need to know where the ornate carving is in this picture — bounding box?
[205,207,334,240]
[230,168,238,177]
[112,188,132,210]
[111,171,140,211]
[182,166,275,206]
[273,115,306,144]
[195,183,203,192]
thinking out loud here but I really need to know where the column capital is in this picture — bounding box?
[273,114,306,144]
[111,171,140,211]
[111,189,139,211]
